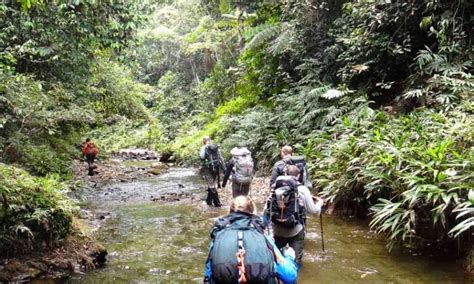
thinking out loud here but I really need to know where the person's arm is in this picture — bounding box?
[203,259,212,284]
[261,194,273,227]
[265,235,298,283]
[203,242,213,283]
[299,186,323,215]
[269,162,283,187]
[199,146,206,160]
[222,160,234,187]
[218,150,225,170]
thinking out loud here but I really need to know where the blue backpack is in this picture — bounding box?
[207,212,276,284]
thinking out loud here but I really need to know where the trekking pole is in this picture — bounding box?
[320,213,325,252]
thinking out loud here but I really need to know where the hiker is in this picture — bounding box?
[204,196,298,284]
[82,138,99,176]
[264,165,324,265]
[200,136,224,207]
[269,146,312,189]
[222,147,254,198]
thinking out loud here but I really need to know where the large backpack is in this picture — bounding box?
[232,148,254,185]
[269,176,305,229]
[205,144,222,175]
[209,213,276,284]
[282,156,311,189]
[82,142,98,156]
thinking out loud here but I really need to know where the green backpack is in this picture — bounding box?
[209,213,276,284]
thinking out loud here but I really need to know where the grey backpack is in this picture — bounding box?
[231,148,254,185]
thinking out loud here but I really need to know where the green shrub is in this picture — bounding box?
[86,120,159,156]
[314,102,474,251]
[88,53,151,122]
[0,163,76,256]
[21,144,71,177]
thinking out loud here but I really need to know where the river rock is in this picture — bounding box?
[26,260,48,272]
[114,149,159,160]
[147,168,162,175]
[4,260,28,273]
[159,152,175,163]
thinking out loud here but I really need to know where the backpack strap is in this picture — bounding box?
[236,230,247,284]
[237,231,244,249]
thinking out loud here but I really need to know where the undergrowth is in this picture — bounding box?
[0,163,77,256]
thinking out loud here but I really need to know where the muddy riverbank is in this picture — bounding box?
[0,228,106,282]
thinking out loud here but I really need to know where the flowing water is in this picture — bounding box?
[69,167,471,283]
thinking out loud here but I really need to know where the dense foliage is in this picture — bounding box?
[0,0,150,254]
[315,102,473,250]
[0,163,76,256]
[0,0,472,260]
[0,1,150,173]
[132,0,473,255]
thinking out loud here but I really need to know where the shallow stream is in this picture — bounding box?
[69,167,471,283]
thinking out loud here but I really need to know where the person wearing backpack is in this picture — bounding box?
[222,147,254,198]
[269,146,312,190]
[200,136,224,207]
[203,195,298,284]
[264,165,324,265]
[82,138,99,176]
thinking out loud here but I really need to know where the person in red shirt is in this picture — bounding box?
[82,138,98,176]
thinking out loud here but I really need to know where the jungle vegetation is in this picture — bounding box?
[0,0,472,261]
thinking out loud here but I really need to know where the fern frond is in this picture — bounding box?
[267,23,294,55]
[324,106,349,125]
[244,23,281,51]
[308,85,331,99]
[321,89,345,100]
[415,47,448,75]
[403,89,424,99]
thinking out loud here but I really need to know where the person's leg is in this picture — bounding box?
[273,236,289,251]
[212,188,221,207]
[205,188,213,205]
[86,154,91,167]
[206,171,221,207]
[241,184,250,196]
[203,168,215,188]
[86,154,94,176]
[203,168,215,206]
[288,229,305,265]
[232,183,249,197]
[232,182,240,198]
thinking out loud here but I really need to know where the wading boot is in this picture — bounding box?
[211,188,222,207]
[88,165,94,176]
[206,188,213,206]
